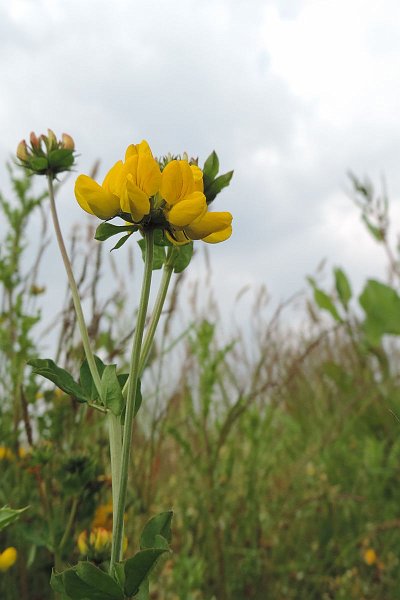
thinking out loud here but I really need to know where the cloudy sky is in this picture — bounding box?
[2,0,400,331]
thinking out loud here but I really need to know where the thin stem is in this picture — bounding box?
[110,230,154,572]
[46,175,101,394]
[122,246,176,398]
[46,175,122,565]
[58,497,79,554]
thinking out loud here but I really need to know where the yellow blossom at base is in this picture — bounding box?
[92,502,113,530]
[0,547,17,572]
[0,447,14,461]
[363,548,377,566]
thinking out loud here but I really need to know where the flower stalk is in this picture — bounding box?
[110,229,155,572]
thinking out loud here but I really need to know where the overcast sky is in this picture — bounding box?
[2,0,400,333]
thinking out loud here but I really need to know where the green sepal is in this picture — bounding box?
[48,149,75,170]
[140,511,173,549]
[95,222,138,242]
[171,243,193,273]
[138,238,166,270]
[29,157,48,171]
[123,549,169,597]
[154,229,172,247]
[0,505,29,532]
[28,358,88,402]
[101,365,125,416]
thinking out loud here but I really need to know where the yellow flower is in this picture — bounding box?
[77,528,127,558]
[74,140,161,222]
[0,547,17,572]
[363,548,377,566]
[77,530,89,555]
[160,159,232,245]
[92,503,113,530]
[0,447,14,461]
[90,527,112,553]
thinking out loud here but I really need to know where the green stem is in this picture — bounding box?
[110,230,154,572]
[58,497,79,554]
[122,246,175,398]
[46,174,122,560]
[46,175,101,394]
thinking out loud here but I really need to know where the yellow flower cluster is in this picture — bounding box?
[74,140,232,245]
[0,547,17,572]
[77,527,112,555]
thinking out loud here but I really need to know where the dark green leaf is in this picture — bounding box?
[154,230,172,247]
[0,506,28,532]
[101,365,125,416]
[334,267,352,310]
[95,222,138,242]
[172,243,193,273]
[140,511,173,549]
[111,233,133,251]
[123,549,168,597]
[76,562,124,599]
[79,356,106,402]
[204,171,233,204]
[28,358,87,402]
[203,151,219,181]
[359,279,400,345]
[48,149,75,169]
[134,379,142,417]
[138,239,166,270]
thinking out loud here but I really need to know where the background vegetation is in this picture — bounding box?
[2,167,400,599]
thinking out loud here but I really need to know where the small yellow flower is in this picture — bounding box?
[90,527,112,553]
[92,503,113,530]
[77,530,89,555]
[0,447,14,461]
[0,547,17,572]
[363,548,377,566]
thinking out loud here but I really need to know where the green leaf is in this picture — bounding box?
[0,506,28,532]
[359,279,400,345]
[76,562,124,599]
[101,365,125,416]
[172,243,193,273]
[362,214,384,242]
[138,239,166,270]
[204,171,234,204]
[308,279,342,322]
[154,230,172,247]
[79,356,106,401]
[123,549,168,597]
[95,222,138,242]
[334,267,352,310]
[203,151,219,181]
[140,511,173,549]
[28,358,87,402]
[111,233,133,251]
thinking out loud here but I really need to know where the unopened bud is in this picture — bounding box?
[47,128,58,150]
[16,140,29,162]
[30,132,40,149]
[61,133,75,151]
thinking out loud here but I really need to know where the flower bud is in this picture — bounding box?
[0,547,17,572]
[77,530,88,555]
[90,527,112,552]
[47,128,58,150]
[16,140,29,162]
[30,131,40,149]
[61,133,75,151]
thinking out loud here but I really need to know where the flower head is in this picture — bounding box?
[74,140,233,246]
[17,130,76,177]
[0,547,17,572]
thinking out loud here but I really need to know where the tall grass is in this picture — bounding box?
[1,168,400,599]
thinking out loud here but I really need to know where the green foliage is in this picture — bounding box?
[359,279,400,345]
[0,506,28,531]
[202,150,234,204]
[95,223,138,242]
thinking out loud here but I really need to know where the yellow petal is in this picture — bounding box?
[167,192,207,227]
[185,211,233,240]
[160,160,195,205]
[74,175,120,219]
[125,140,153,161]
[191,165,204,192]
[102,161,124,195]
[0,547,17,572]
[165,230,191,246]
[137,155,161,196]
[120,177,150,221]
[202,225,233,243]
